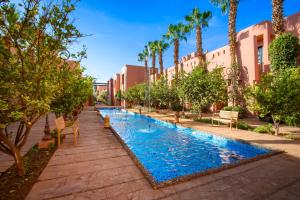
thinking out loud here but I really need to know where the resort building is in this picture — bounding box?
[166,12,300,86]
[108,12,300,106]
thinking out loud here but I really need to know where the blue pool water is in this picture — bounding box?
[100,108,271,184]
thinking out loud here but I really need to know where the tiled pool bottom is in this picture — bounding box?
[99,108,281,188]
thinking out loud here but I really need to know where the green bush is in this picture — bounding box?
[269,33,299,71]
[284,113,300,127]
[223,106,247,118]
[171,102,183,112]
[254,124,274,134]
[237,122,251,130]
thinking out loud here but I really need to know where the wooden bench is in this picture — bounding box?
[55,117,80,147]
[212,110,238,130]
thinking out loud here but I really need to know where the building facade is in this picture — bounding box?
[107,12,300,106]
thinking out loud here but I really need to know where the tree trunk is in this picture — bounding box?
[272,0,284,37]
[13,148,25,176]
[152,50,156,83]
[175,111,180,123]
[272,116,280,136]
[196,25,204,66]
[229,0,237,66]
[159,50,163,76]
[144,60,148,83]
[229,0,239,106]
[174,39,179,80]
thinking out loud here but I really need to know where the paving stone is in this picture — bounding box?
[26,107,300,200]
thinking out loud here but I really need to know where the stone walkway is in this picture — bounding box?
[0,114,56,173]
[26,107,300,200]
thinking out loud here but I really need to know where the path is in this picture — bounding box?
[26,107,300,200]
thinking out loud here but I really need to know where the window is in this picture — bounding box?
[258,46,263,65]
[223,50,226,54]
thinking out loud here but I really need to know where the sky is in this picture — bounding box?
[71,0,300,82]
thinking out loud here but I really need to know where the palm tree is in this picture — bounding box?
[272,0,284,37]
[148,40,158,82]
[211,0,240,106]
[156,39,169,77]
[185,8,212,66]
[211,0,238,66]
[164,23,190,80]
[138,45,149,83]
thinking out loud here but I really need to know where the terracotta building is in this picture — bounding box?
[108,12,300,106]
[166,12,300,86]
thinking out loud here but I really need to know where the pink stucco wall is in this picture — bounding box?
[107,12,300,106]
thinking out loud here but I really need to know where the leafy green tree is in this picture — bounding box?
[246,68,300,135]
[123,84,146,107]
[151,76,170,109]
[164,23,190,80]
[115,90,122,102]
[183,66,227,117]
[185,8,212,65]
[51,65,93,117]
[0,0,85,176]
[269,33,299,71]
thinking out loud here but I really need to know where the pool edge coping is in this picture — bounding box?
[99,109,284,189]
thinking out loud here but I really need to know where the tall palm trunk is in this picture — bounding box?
[159,50,163,76]
[229,0,239,106]
[229,0,237,66]
[152,51,156,83]
[272,0,284,37]
[144,60,148,83]
[174,39,179,80]
[196,25,204,65]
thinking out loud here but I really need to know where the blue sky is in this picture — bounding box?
[72,0,299,82]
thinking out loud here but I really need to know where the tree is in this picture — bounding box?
[269,33,299,71]
[246,68,300,135]
[138,45,150,106]
[123,84,146,107]
[183,66,227,117]
[185,8,212,66]
[51,65,93,117]
[156,39,169,77]
[272,0,284,37]
[151,76,170,109]
[164,23,190,80]
[148,40,158,82]
[138,45,149,84]
[210,0,240,105]
[0,0,85,176]
[115,90,122,102]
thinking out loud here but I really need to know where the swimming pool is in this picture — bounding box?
[99,108,277,188]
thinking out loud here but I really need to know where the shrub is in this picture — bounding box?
[223,106,247,118]
[269,33,299,71]
[237,122,251,130]
[254,124,274,134]
[171,102,183,112]
[284,113,300,127]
